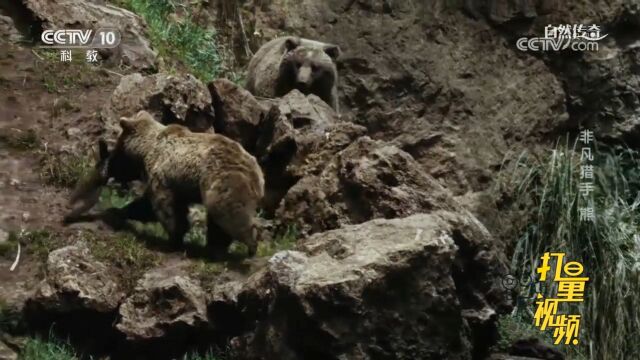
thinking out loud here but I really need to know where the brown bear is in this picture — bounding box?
[66,110,264,256]
[246,36,341,112]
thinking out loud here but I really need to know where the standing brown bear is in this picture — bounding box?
[66,110,264,257]
[246,36,341,112]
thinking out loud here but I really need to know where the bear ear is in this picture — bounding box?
[135,110,151,120]
[97,138,109,161]
[324,44,341,60]
[284,37,300,52]
[119,117,135,134]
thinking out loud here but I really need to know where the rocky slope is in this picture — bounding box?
[2,0,638,359]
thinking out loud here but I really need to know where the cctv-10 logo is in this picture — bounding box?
[40,29,120,48]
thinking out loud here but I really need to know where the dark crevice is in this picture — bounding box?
[23,303,123,360]
[0,0,43,44]
[449,229,497,360]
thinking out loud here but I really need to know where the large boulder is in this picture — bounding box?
[207,79,269,152]
[24,242,125,352]
[277,136,458,235]
[116,270,208,356]
[28,242,124,314]
[216,211,510,360]
[256,90,367,213]
[0,341,17,360]
[0,15,22,43]
[22,0,157,70]
[100,72,215,141]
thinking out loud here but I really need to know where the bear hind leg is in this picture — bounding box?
[204,182,258,257]
[210,208,257,257]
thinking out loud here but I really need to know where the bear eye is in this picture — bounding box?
[311,64,318,72]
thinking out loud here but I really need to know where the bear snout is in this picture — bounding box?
[296,66,312,87]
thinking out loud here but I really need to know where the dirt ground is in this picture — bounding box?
[0,39,121,303]
[0,40,269,315]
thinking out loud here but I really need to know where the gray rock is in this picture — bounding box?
[277,136,458,235]
[0,341,17,360]
[256,90,366,213]
[510,337,565,360]
[116,271,208,342]
[221,212,510,359]
[0,15,22,43]
[29,242,124,313]
[208,78,268,152]
[100,72,215,142]
[22,0,157,70]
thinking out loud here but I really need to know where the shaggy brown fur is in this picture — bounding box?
[66,111,264,256]
[246,36,341,111]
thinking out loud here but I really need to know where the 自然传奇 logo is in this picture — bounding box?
[517,24,607,52]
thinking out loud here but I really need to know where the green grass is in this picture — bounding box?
[0,128,40,151]
[39,150,94,188]
[183,350,225,360]
[87,232,160,292]
[115,0,224,82]
[34,49,100,94]
[19,336,222,360]
[20,336,78,360]
[501,139,640,360]
[189,259,225,293]
[256,225,298,258]
[5,230,63,265]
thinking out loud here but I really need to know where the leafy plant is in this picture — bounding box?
[98,184,137,210]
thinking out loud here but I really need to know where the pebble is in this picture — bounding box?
[67,127,81,137]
